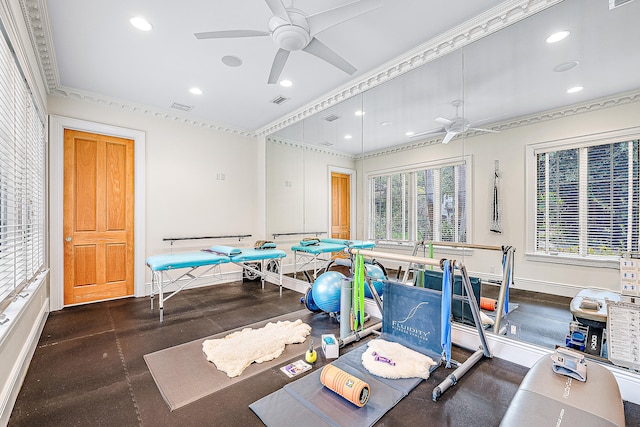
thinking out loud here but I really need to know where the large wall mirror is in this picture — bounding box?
[265,0,640,372]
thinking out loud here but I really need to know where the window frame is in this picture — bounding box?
[525,127,640,268]
[0,17,47,321]
[366,155,472,243]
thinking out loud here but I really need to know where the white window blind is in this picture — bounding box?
[0,24,46,317]
[536,140,639,257]
[369,161,468,243]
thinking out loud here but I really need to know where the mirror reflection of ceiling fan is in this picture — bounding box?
[410,100,500,144]
[195,0,383,84]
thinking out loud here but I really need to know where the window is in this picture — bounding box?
[369,159,468,243]
[0,22,46,317]
[535,138,639,258]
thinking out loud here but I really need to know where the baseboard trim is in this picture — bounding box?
[0,297,49,426]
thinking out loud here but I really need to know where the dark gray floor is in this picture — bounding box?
[8,280,640,426]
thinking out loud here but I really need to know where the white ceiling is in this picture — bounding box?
[43,0,506,131]
[38,0,640,152]
[271,0,640,154]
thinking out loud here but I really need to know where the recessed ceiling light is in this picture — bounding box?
[344,134,353,140]
[279,79,293,87]
[221,55,243,67]
[380,121,393,126]
[546,30,570,43]
[355,110,365,116]
[567,86,584,94]
[554,61,579,72]
[189,87,203,95]
[405,131,415,136]
[130,16,152,31]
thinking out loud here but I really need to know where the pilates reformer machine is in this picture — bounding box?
[250,248,493,424]
[146,245,286,322]
[348,247,492,401]
[400,241,516,334]
[290,238,377,281]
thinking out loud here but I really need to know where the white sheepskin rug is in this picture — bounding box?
[202,319,311,378]
[480,311,495,326]
[362,339,437,380]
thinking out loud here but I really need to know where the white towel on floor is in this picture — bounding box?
[202,319,311,378]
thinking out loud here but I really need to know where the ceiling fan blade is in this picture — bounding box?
[441,131,458,144]
[302,38,356,75]
[434,117,453,125]
[307,0,383,36]
[195,30,270,39]
[264,0,291,22]
[409,127,446,138]
[268,48,291,84]
[469,126,500,134]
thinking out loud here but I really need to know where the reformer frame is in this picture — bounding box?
[347,247,492,401]
[402,241,515,334]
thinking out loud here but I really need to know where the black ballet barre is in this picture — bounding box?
[163,234,252,245]
[272,231,326,239]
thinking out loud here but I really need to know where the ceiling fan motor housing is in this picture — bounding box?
[269,10,311,51]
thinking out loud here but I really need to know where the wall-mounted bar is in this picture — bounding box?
[423,241,503,252]
[163,234,252,244]
[272,231,326,239]
[347,248,442,268]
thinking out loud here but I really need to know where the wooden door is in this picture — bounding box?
[331,172,351,239]
[63,129,135,305]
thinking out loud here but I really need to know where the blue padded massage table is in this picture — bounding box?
[291,238,376,280]
[146,246,286,322]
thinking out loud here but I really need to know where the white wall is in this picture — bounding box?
[266,139,356,264]
[362,100,640,296]
[48,96,261,287]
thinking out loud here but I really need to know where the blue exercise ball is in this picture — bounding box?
[303,288,321,312]
[364,263,385,298]
[311,271,345,313]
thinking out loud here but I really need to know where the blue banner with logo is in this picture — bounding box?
[381,281,442,361]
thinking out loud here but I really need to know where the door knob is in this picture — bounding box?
[65,236,72,242]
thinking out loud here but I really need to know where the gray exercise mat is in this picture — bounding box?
[250,344,423,427]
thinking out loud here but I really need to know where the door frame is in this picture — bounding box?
[328,166,356,240]
[50,115,146,311]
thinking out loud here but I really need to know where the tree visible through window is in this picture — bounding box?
[369,161,468,243]
[536,140,639,257]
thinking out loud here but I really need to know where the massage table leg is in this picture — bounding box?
[150,271,156,310]
[159,271,164,323]
[280,260,283,295]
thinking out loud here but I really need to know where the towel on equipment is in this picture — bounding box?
[205,245,242,256]
[361,339,437,379]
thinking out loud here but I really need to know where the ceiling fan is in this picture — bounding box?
[194,0,383,84]
[410,100,500,144]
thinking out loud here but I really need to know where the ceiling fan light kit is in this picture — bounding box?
[411,99,500,144]
[194,0,383,84]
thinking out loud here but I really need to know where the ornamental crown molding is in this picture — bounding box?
[363,89,640,159]
[266,136,357,160]
[255,0,563,137]
[23,0,561,139]
[24,0,640,152]
[49,85,254,138]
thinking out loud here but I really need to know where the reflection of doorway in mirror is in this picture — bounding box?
[331,172,350,239]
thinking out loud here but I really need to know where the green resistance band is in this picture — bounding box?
[352,253,360,330]
[358,255,365,329]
